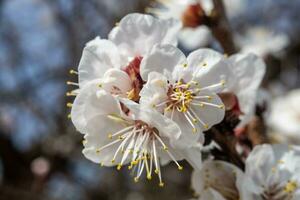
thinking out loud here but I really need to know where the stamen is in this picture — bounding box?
[109,125,134,139]
[193,101,224,109]
[66,92,77,96]
[69,69,78,75]
[66,81,79,86]
[188,107,209,130]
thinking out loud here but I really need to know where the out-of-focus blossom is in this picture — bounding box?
[268,89,300,144]
[192,144,300,200]
[225,53,266,126]
[77,89,201,186]
[31,157,50,177]
[146,0,213,49]
[241,144,300,200]
[191,160,244,200]
[70,13,181,133]
[236,27,289,57]
[140,46,231,145]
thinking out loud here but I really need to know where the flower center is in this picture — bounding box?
[169,80,195,113]
[93,115,183,187]
[153,78,226,133]
[124,56,144,102]
[181,4,205,28]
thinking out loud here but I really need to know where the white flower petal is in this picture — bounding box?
[227,53,266,126]
[190,91,225,131]
[139,72,169,112]
[192,160,243,199]
[198,189,227,200]
[120,98,182,146]
[78,37,121,87]
[178,26,212,49]
[140,44,186,81]
[180,145,202,170]
[109,13,180,57]
[83,114,130,166]
[100,68,132,97]
[166,110,203,147]
[178,48,233,92]
[71,83,122,133]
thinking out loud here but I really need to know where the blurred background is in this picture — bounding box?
[0,0,300,199]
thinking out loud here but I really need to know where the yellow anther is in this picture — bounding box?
[66,92,71,96]
[192,118,198,123]
[117,164,122,170]
[207,96,212,101]
[98,83,102,88]
[154,169,159,174]
[131,160,138,165]
[69,69,77,74]
[278,160,285,164]
[204,124,209,129]
[118,136,124,140]
[100,162,104,167]
[271,167,276,173]
[111,159,115,163]
[128,165,132,170]
[108,133,112,139]
[163,146,168,151]
[81,140,87,145]
[284,181,298,193]
[182,63,188,68]
[66,103,73,107]
[178,165,183,171]
[96,149,101,154]
[199,103,204,107]
[67,114,71,119]
[115,22,120,26]
[192,128,197,134]
[159,182,165,187]
[218,105,224,109]
[134,177,139,183]
[220,80,226,86]
[152,104,156,108]
[121,150,125,154]
[147,174,152,180]
[127,89,137,100]
[224,53,228,58]
[202,62,207,67]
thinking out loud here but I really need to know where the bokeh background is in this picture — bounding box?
[0,0,300,199]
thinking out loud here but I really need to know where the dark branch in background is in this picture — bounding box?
[204,111,245,170]
[205,0,237,55]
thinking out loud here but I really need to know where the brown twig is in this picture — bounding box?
[205,0,237,55]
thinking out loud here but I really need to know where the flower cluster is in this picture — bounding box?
[192,144,300,200]
[67,13,267,188]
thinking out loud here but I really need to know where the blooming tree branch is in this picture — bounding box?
[206,0,237,55]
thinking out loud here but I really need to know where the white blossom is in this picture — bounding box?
[146,0,213,49]
[70,13,181,132]
[241,144,300,200]
[268,89,300,145]
[236,27,289,57]
[191,160,244,200]
[140,44,232,146]
[225,53,266,126]
[191,144,300,200]
[75,86,202,186]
